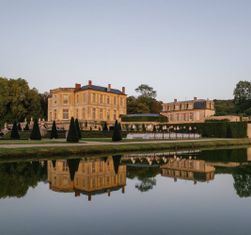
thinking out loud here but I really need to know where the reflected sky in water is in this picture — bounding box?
[0,148,251,235]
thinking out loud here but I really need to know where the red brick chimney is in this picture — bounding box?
[194,97,197,101]
[122,87,125,94]
[75,83,81,90]
[174,99,177,102]
[88,80,92,86]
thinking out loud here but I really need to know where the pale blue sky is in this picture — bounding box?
[0,0,250,102]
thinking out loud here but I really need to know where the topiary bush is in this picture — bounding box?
[112,120,122,142]
[30,119,42,140]
[75,118,82,140]
[10,121,20,140]
[67,117,79,143]
[50,121,58,139]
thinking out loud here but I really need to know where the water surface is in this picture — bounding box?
[0,148,251,235]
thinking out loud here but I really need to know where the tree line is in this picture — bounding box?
[0,77,48,127]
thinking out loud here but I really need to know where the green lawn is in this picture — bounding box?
[0,139,67,145]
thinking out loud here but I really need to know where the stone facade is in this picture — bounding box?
[47,80,127,130]
[161,97,215,124]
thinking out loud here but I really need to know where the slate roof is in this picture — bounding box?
[80,85,125,95]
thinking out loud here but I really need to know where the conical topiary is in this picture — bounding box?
[75,118,82,140]
[30,119,42,140]
[102,122,108,132]
[17,123,22,131]
[50,121,58,139]
[11,121,20,139]
[24,122,29,131]
[112,120,122,142]
[67,117,79,142]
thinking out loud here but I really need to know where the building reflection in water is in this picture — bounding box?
[48,156,126,201]
[161,158,215,184]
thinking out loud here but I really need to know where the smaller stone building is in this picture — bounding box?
[161,97,215,124]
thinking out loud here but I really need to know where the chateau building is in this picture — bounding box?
[47,80,127,129]
[161,97,215,124]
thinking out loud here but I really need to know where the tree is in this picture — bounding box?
[67,117,79,143]
[17,123,22,131]
[112,120,122,142]
[50,121,58,139]
[75,119,82,140]
[127,96,150,114]
[127,85,162,114]
[24,122,29,131]
[30,119,41,140]
[135,84,157,98]
[102,122,109,132]
[234,81,251,104]
[10,121,20,139]
[0,77,42,127]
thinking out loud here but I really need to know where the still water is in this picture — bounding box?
[0,148,251,235]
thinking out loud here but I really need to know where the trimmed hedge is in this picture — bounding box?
[121,115,168,123]
[166,122,247,138]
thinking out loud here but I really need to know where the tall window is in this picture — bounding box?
[120,97,123,106]
[82,108,86,119]
[107,96,110,105]
[63,95,68,105]
[100,108,103,120]
[63,109,69,120]
[76,109,78,119]
[92,108,96,120]
[54,95,57,104]
[76,95,79,104]
[54,109,57,120]
[114,97,117,105]
[100,95,103,104]
[107,110,110,120]
[92,93,96,103]
[113,110,117,120]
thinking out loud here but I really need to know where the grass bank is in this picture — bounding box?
[0,138,250,159]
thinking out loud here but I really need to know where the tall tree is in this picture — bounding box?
[10,121,20,140]
[0,77,42,127]
[135,84,157,98]
[234,81,251,104]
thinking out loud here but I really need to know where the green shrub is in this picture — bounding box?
[10,121,20,140]
[67,117,79,143]
[75,119,82,140]
[112,120,122,142]
[30,119,42,140]
[50,121,58,139]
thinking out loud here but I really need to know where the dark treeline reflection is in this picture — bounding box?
[0,161,47,198]
[1,148,251,199]
[127,167,159,192]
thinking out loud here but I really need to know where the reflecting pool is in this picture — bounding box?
[1,148,251,235]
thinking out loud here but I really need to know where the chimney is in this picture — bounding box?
[108,84,111,92]
[88,80,92,86]
[75,83,81,90]
[122,86,125,94]
[174,99,177,103]
[194,97,197,101]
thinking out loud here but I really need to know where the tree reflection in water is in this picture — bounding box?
[0,161,47,198]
